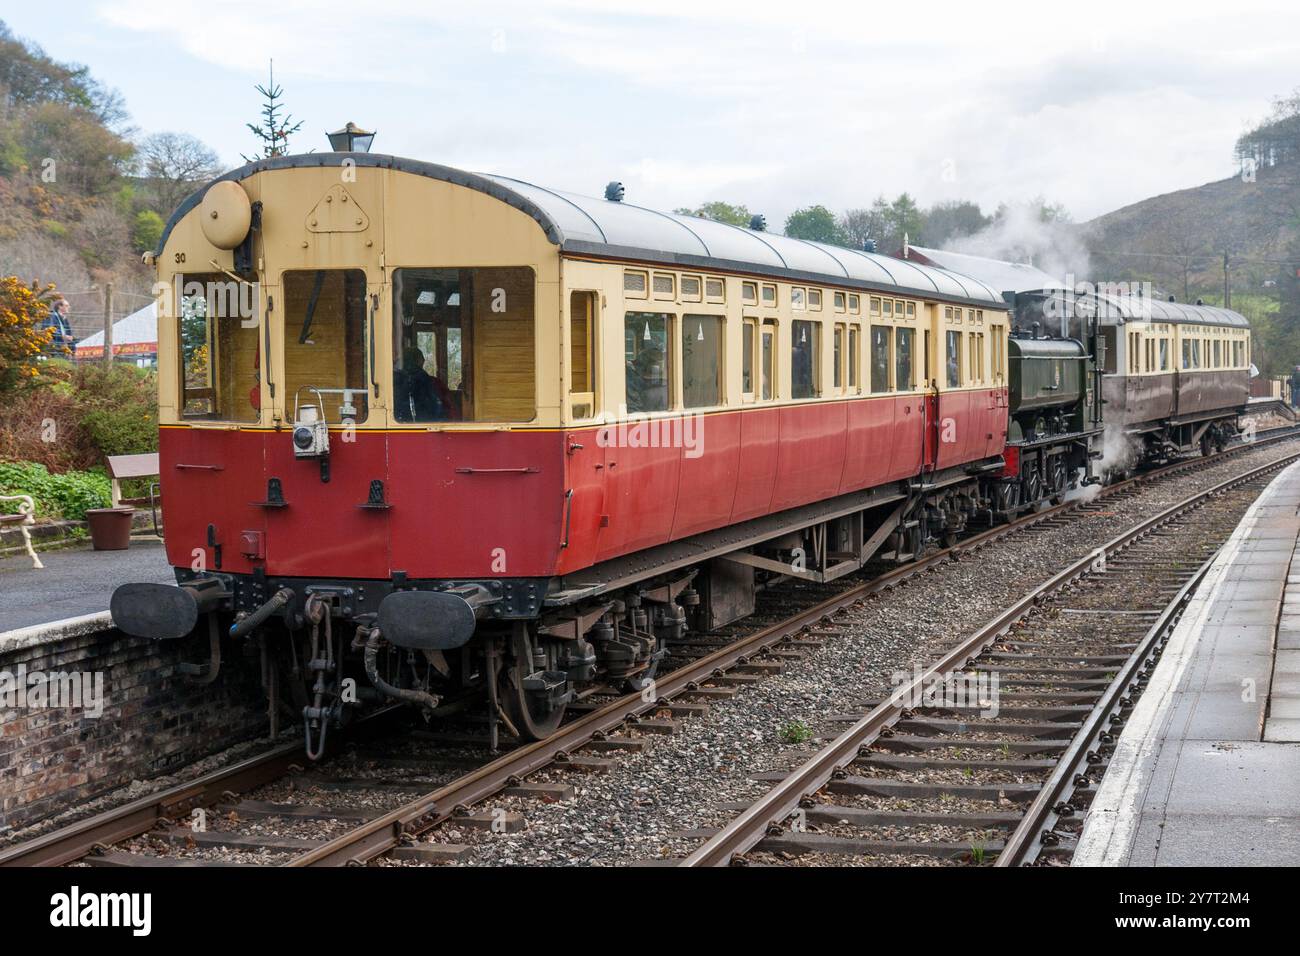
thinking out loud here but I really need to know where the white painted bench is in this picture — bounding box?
[0,494,44,569]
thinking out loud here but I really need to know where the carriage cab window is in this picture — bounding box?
[178,273,262,422]
[282,269,369,423]
[625,312,672,413]
[390,267,536,423]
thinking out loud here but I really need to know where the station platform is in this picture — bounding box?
[1075,460,1300,866]
[0,538,172,641]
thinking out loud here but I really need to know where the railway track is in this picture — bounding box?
[679,455,1291,867]
[2,426,1296,867]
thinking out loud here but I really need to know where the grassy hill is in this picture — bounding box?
[1081,162,1298,303]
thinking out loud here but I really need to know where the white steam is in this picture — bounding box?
[943,201,1091,282]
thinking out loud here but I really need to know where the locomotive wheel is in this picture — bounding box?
[499,631,567,740]
[624,649,662,695]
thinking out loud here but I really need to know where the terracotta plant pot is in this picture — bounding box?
[85,506,135,551]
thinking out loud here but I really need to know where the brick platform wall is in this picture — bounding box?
[0,626,268,832]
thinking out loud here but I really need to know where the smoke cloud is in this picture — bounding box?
[943,201,1092,283]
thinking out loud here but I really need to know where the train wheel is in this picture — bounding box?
[624,656,660,695]
[500,630,568,740]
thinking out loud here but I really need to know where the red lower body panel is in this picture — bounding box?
[161,389,1007,584]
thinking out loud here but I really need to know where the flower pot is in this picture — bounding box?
[85,506,135,551]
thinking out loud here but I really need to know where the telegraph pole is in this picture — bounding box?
[102,282,114,367]
[1222,251,1231,309]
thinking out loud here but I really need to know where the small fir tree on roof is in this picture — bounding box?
[243,60,304,162]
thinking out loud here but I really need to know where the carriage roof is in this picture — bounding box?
[161,153,1006,308]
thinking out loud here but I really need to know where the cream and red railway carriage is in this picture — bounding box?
[112,152,1014,744]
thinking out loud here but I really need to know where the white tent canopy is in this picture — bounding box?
[76,302,157,357]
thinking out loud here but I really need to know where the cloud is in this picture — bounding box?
[87,0,1300,221]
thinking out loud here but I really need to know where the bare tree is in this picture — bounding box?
[138,131,221,215]
[72,202,130,269]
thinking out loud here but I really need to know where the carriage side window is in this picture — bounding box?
[682,314,723,408]
[283,269,369,424]
[833,324,845,390]
[761,321,776,400]
[569,291,597,419]
[390,267,535,423]
[895,327,915,391]
[871,325,891,393]
[791,320,820,399]
[178,273,262,422]
[849,326,860,388]
[1159,338,1169,370]
[1101,326,1117,374]
[742,319,756,398]
[625,312,672,413]
[945,329,962,388]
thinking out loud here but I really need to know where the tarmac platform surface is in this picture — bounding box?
[0,538,172,637]
[1074,459,1300,866]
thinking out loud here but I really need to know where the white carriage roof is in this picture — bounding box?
[158,153,1006,308]
[1086,292,1250,329]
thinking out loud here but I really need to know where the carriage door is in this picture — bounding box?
[922,306,940,470]
[559,289,608,573]
[265,268,390,580]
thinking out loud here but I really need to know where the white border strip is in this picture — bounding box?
[1072,459,1300,866]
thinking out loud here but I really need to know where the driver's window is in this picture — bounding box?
[281,269,369,423]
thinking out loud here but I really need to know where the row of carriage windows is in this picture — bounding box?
[618,310,1002,414]
[176,264,1011,425]
[1120,328,1250,374]
[627,270,944,323]
[179,267,539,425]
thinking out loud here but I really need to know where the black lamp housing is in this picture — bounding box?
[327,122,375,152]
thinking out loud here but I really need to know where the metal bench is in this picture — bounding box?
[106,453,162,536]
[0,494,44,569]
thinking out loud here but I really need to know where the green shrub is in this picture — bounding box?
[71,363,158,457]
[0,460,111,521]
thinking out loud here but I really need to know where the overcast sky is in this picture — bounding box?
[7,1,1298,224]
